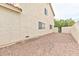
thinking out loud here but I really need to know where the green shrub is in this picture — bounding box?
[54,18,75,33]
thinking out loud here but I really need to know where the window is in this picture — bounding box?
[50,25,52,29]
[44,8,48,15]
[38,22,45,29]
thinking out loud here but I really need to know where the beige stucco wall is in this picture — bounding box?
[71,22,79,43]
[62,27,72,33]
[0,3,54,46]
[53,27,72,33]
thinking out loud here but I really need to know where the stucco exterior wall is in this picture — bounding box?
[62,27,72,33]
[0,3,54,46]
[53,27,72,33]
[71,22,79,43]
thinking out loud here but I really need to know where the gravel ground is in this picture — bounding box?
[0,33,79,56]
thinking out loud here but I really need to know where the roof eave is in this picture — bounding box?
[49,3,55,16]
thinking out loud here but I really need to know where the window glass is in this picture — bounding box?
[44,8,48,15]
[38,22,45,29]
[50,25,52,29]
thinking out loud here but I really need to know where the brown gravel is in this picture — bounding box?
[0,33,79,56]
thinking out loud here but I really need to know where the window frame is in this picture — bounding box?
[38,21,45,29]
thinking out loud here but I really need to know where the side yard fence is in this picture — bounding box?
[71,23,79,43]
[53,22,79,43]
[54,27,72,33]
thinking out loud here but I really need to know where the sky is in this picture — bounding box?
[51,0,79,21]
